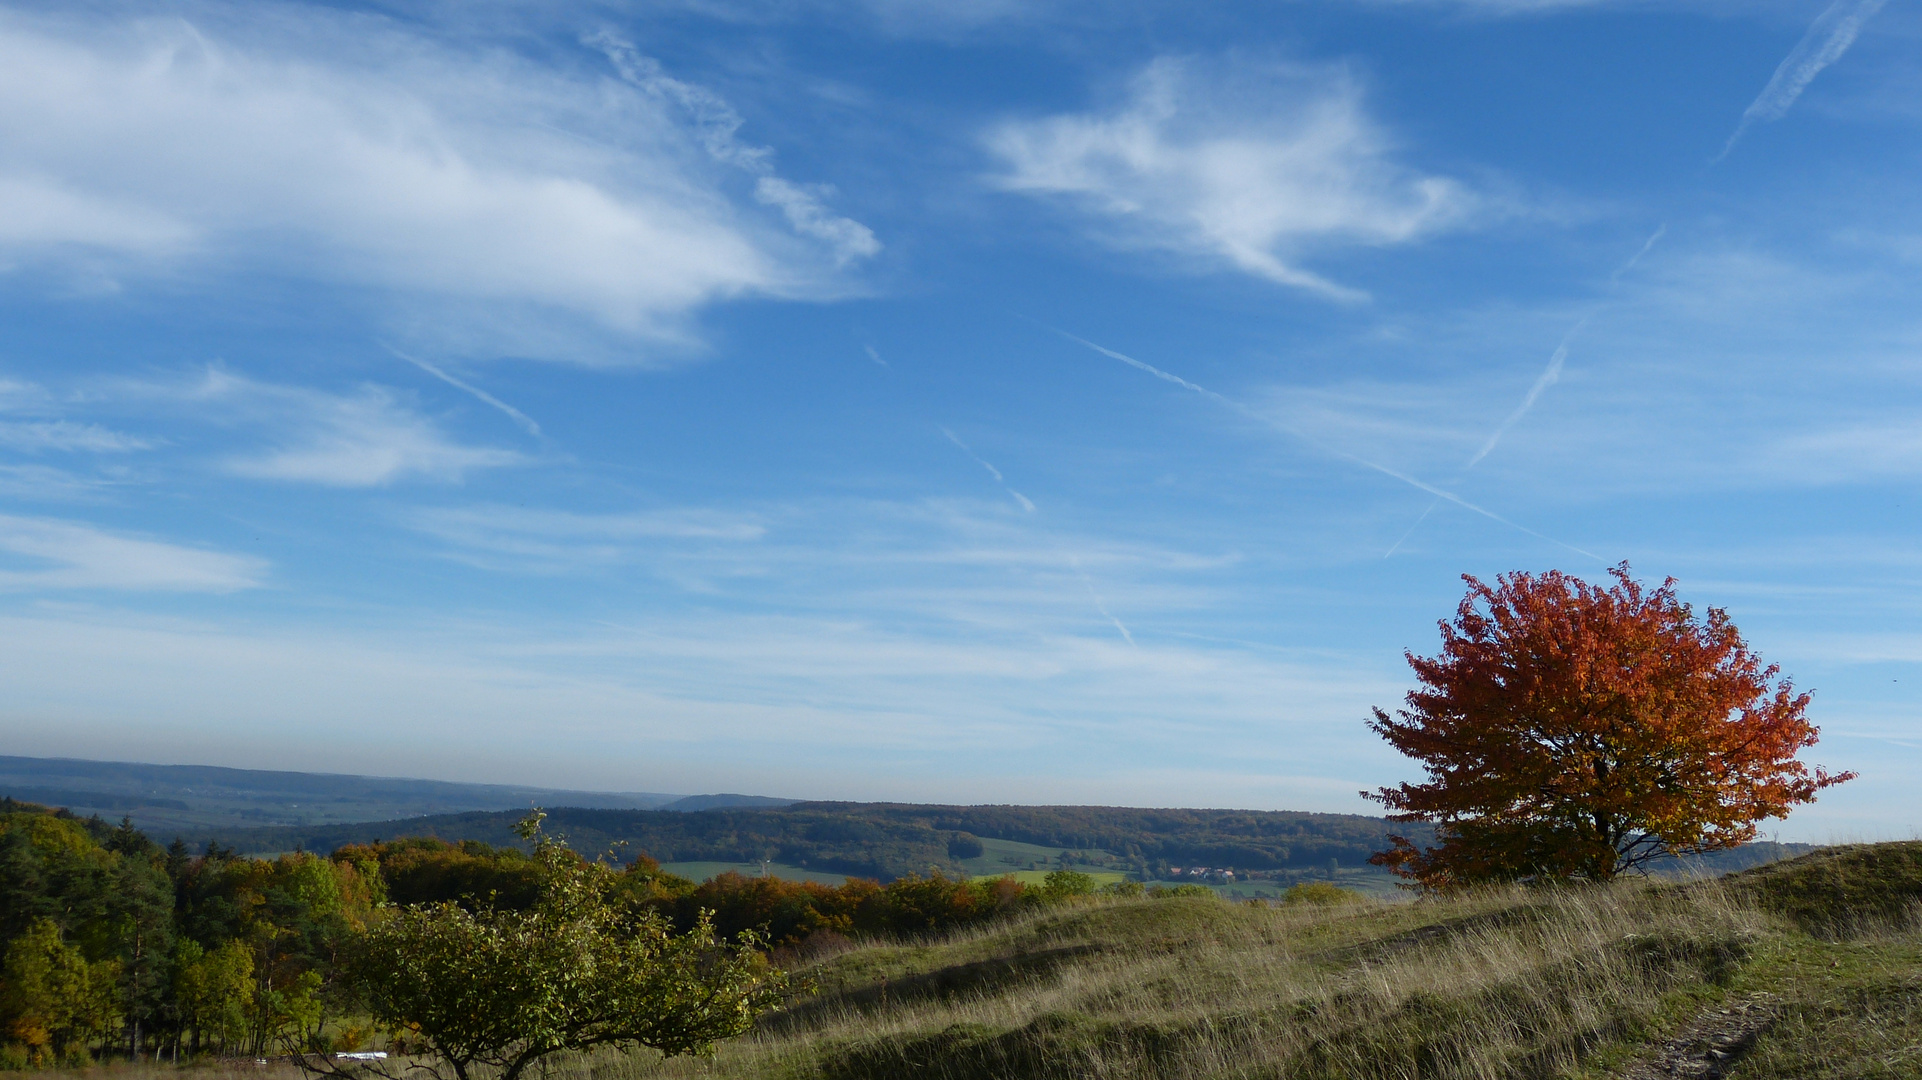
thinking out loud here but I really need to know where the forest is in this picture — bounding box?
[178,802,1414,882]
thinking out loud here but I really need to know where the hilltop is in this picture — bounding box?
[553,841,1922,1080]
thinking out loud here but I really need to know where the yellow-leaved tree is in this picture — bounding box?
[0,919,121,1065]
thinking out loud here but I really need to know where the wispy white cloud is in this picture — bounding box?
[225,396,520,488]
[988,57,1476,299]
[755,177,882,267]
[593,35,881,268]
[129,368,523,487]
[1766,422,1922,485]
[409,504,766,570]
[0,514,263,591]
[0,375,155,453]
[0,420,151,453]
[0,6,874,356]
[0,175,191,254]
[1719,0,1890,159]
[0,464,117,501]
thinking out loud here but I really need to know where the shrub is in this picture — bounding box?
[1036,870,1097,903]
[1281,881,1366,906]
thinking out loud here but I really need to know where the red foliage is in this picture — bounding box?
[1365,564,1853,890]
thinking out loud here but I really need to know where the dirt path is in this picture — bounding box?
[1619,993,1777,1079]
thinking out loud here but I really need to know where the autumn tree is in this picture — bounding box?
[0,919,121,1064]
[169,938,253,1054]
[1365,565,1852,890]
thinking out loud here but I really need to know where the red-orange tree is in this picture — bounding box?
[1365,565,1852,890]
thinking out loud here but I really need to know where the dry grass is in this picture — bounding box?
[540,880,1770,1080]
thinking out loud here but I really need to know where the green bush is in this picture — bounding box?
[1037,870,1096,902]
[1281,881,1366,906]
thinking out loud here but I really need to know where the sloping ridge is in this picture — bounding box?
[1723,839,1922,931]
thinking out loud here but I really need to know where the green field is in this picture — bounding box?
[957,836,1131,877]
[976,868,1132,887]
[658,861,858,886]
[1144,867,1404,900]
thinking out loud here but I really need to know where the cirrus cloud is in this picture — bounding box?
[0,5,877,358]
[987,57,1478,300]
[0,514,263,592]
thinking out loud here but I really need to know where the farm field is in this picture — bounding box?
[978,868,1132,888]
[955,836,1120,877]
[1143,866,1403,900]
[658,861,857,886]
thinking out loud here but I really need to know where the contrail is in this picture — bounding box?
[941,427,1126,642]
[385,346,542,437]
[1611,223,1666,281]
[1466,315,1590,470]
[1469,223,1661,471]
[1053,329,1229,403]
[941,427,1035,512]
[1069,554,1136,647]
[1383,500,1440,559]
[864,344,888,367]
[1050,327,1601,561]
[1386,222,1666,558]
[1718,0,1889,161]
[1384,317,1586,556]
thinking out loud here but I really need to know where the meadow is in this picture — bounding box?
[586,842,1916,1079]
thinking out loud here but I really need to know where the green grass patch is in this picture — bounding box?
[956,836,1114,877]
[973,868,1130,887]
[658,860,858,886]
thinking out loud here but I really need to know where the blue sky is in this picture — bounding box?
[1,0,1917,840]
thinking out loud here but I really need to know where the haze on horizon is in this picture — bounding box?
[0,0,1917,842]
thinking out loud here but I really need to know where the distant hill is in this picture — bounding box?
[0,755,690,834]
[661,793,797,812]
[4,756,1812,888]
[164,801,1419,882]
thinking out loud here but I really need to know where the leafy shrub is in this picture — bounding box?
[1036,870,1097,902]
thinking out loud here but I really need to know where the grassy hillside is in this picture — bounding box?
[514,841,1916,1080]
